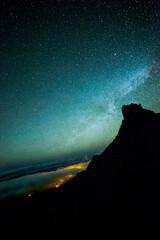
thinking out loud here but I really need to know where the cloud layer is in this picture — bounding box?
[0,161,89,200]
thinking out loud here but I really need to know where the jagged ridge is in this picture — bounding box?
[61,103,160,225]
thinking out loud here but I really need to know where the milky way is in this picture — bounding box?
[0,0,159,167]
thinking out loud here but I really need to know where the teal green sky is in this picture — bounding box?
[0,0,159,167]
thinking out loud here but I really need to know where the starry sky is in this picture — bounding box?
[0,0,160,168]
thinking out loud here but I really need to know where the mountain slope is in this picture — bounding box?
[60,103,160,226]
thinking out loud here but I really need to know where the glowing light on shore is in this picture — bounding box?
[25,161,90,196]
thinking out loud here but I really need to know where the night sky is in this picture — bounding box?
[0,0,160,168]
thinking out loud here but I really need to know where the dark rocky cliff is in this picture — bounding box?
[61,103,160,226]
[1,103,160,228]
[86,103,160,225]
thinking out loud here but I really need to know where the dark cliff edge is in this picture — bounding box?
[1,103,160,229]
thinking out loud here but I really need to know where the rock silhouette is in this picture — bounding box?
[1,103,160,228]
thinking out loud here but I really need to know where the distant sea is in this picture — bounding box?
[0,158,90,201]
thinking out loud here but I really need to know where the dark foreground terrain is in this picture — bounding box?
[1,103,160,229]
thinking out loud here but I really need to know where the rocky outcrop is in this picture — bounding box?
[85,103,160,225]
